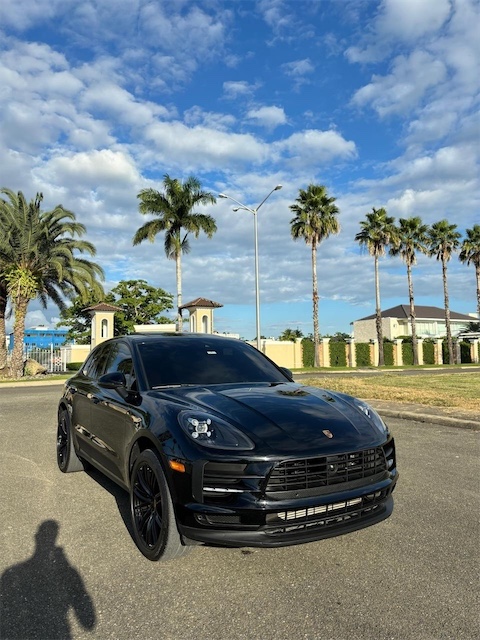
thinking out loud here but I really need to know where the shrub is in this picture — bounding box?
[355,342,371,367]
[442,340,450,364]
[383,342,394,366]
[460,341,472,364]
[422,340,435,365]
[66,362,83,371]
[402,341,414,366]
[301,338,314,368]
[329,341,347,367]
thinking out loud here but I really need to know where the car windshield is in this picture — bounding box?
[137,338,289,388]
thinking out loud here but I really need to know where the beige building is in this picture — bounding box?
[179,297,223,334]
[353,305,475,342]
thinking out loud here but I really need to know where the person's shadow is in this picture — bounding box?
[1,520,96,639]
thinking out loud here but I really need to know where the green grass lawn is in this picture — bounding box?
[301,372,480,413]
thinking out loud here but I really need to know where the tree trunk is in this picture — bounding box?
[0,282,8,374]
[442,257,455,364]
[311,239,320,367]
[374,254,384,366]
[176,251,182,332]
[407,262,419,365]
[476,263,480,320]
[9,295,29,378]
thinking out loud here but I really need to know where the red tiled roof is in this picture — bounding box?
[179,297,223,310]
[83,302,122,312]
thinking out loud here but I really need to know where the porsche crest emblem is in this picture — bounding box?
[322,429,334,439]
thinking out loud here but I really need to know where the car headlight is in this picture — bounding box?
[352,399,389,436]
[178,411,255,450]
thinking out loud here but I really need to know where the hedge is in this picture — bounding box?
[383,342,394,366]
[422,340,435,365]
[460,341,472,363]
[301,338,314,368]
[402,341,414,366]
[442,340,450,364]
[329,341,347,367]
[66,362,83,371]
[355,342,371,367]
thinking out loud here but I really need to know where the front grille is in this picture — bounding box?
[266,447,387,497]
[199,441,396,505]
[265,488,389,536]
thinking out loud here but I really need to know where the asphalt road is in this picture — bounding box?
[0,386,479,640]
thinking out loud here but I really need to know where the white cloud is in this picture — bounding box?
[81,83,170,127]
[35,149,141,192]
[184,106,236,131]
[352,50,447,116]
[281,58,314,77]
[275,129,357,165]
[223,80,260,100]
[139,2,229,62]
[0,0,70,31]
[258,0,297,37]
[346,0,452,63]
[142,120,269,171]
[246,106,287,129]
[376,0,451,42]
[281,58,315,90]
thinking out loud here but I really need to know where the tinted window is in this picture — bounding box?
[103,342,135,388]
[83,344,110,379]
[138,338,288,388]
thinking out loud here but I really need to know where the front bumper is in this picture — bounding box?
[171,437,397,548]
[176,473,397,548]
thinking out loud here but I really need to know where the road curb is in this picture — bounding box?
[375,408,480,431]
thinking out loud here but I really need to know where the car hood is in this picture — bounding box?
[153,382,385,455]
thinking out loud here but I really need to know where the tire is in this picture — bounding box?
[130,449,191,561]
[57,408,85,473]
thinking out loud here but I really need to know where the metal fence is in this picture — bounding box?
[24,346,67,373]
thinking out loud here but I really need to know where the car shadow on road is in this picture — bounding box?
[0,520,96,640]
[85,465,134,538]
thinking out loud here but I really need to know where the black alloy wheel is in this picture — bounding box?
[56,409,84,473]
[129,449,190,561]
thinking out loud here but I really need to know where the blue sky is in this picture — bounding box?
[1,0,479,339]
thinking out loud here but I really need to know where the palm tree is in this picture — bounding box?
[459,224,480,320]
[0,189,104,378]
[279,327,303,342]
[133,175,217,330]
[290,184,340,367]
[390,216,429,365]
[0,280,8,373]
[427,220,461,365]
[355,207,397,366]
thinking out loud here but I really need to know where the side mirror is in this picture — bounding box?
[98,371,127,390]
[280,367,293,380]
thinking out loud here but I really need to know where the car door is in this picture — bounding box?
[87,341,141,482]
[71,343,111,458]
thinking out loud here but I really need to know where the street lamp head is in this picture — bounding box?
[218,193,228,198]
[274,185,283,191]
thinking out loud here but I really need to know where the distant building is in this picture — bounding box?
[8,326,69,351]
[179,297,223,334]
[352,305,475,342]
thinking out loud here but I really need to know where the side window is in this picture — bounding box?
[83,344,110,380]
[103,342,136,389]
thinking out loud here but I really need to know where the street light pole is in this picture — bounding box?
[219,185,282,350]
